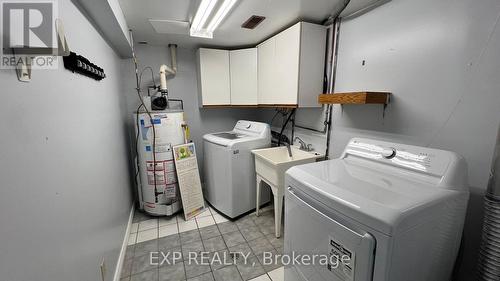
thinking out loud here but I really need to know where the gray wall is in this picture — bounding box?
[0,1,133,281]
[276,0,500,279]
[109,0,500,279]
[121,45,259,177]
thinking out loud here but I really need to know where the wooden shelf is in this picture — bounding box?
[318,92,391,105]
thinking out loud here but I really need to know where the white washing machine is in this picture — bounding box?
[203,120,271,218]
[284,138,469,281]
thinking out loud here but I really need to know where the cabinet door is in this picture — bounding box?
[274,23,301,105]
[257,38,276,105]
[230,48,258,105]
[197,49,231,106]
[298,22,326,108]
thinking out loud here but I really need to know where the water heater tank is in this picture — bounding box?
[134,109,185,216]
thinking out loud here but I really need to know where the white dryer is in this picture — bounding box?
[203,120,271,218]
[284,138,469,281]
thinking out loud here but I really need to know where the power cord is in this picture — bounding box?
[139,66,157,96]
[277,109,296,146]
[134,103,145,185]
[130,30,160,204]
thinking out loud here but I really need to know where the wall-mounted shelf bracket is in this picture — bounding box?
[10,19,69,82]
[13,52,32,82]
[55,19,70,56]
[382,95,391,118]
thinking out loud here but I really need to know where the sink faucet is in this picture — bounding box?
[285,142,293,157]
[294,136,310,151]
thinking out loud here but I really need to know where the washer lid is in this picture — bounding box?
[286,158,466,236]
[203,131,263,147]
[211,132,246,140]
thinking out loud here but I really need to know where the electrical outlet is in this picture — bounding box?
[99,258,106,281]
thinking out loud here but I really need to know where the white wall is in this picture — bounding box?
[334,0,500,188]
[121,45,258,177]
[275,0,500,279]
[0,1,133,281]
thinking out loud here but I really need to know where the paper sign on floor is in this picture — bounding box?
[173,143,205,220]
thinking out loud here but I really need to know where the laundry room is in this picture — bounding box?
[1,0,500,281]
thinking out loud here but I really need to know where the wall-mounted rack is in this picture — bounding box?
[63,52,106,81]
[318,92,391,104]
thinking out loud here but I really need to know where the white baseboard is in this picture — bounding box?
[113,204,135,281]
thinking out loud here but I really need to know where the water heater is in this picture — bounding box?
[134,108,186,216]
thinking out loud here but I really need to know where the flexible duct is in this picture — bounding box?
[488,125,500,198]
[477,124,500,280]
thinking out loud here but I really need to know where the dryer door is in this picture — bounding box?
[284,186,376,281]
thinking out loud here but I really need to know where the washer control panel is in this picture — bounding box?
[234,120,270,136]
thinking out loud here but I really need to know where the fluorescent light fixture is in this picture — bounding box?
[190,0,217,38]
[190,0,237,39]
[206,0,237,31]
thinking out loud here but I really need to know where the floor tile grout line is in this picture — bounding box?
[215,219,269,280]
[185,225,213,280]
[177,232,189,281]
[211,218,244,278]
[130,209,281,280]
[194,215,201,229]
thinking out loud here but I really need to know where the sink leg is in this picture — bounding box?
[273,185,284,238]
[256,175,262,217]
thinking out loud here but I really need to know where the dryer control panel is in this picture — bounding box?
[342,138,467,189]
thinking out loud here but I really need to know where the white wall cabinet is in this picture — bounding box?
[197,48,231,106]
[257,38,276,105]
[230,48,258,105]
[258,22,326,107]
[197,21,326,108]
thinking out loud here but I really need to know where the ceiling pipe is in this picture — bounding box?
[324,0,351,25]
[323,18,341,160]
[293,6,345,136]
[159,44,178,93]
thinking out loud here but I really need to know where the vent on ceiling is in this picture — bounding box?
[149,19,189,35]
[241,15,265,29]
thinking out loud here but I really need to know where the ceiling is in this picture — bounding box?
[118,0,346,49]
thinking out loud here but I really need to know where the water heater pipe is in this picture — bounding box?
[159,44,178,93]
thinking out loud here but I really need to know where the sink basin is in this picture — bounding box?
[252,146,323,188]
[252,146,323,238]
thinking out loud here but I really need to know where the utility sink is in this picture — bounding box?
[252,146,323,238]
[252,146,323,189]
